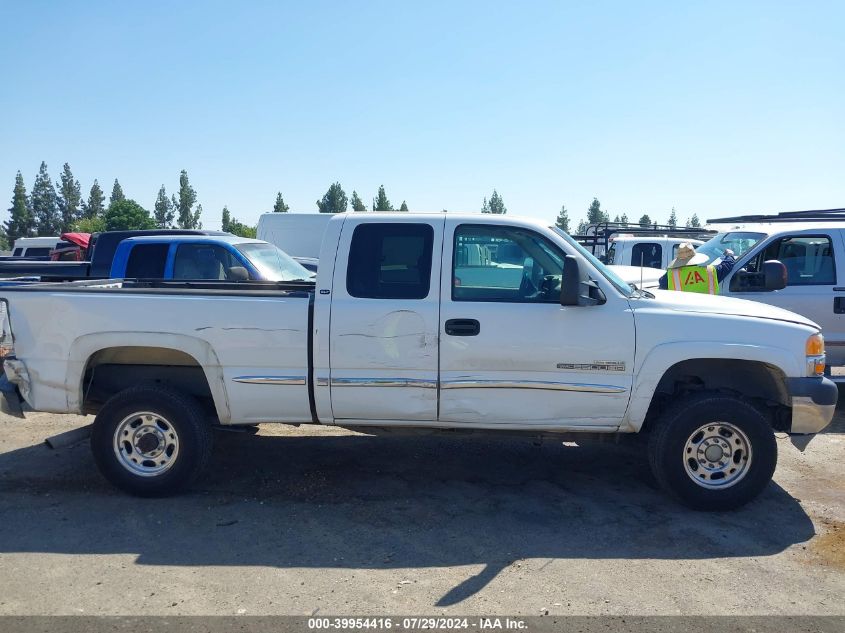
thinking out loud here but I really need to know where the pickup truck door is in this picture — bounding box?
[328,216,444,421]
[438,220,635,429]
[723,230,845,365]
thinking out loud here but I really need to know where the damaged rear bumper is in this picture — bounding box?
[0,358,29,418]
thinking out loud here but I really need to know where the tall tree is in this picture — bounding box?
[316,182,347,213]
[350,190,367,212]
[620,213,629,224]
[109,179,125,206]
[399,200,409,212]
[481,189,506,214]
[613,214,620,223]
[82,179,105,219]
[5,171,35,242]
[555,205,571,232]
[687,213,701,228]
[56,163,82,232]
[153,185,175,228]
[175,170,201,229]
[575,220,587,234]
[221,206,232,232]
[372,185,393,211]
[104,199,155,231]
[221,206,256,237]
[586,197,608,225]
[273,192,289,213]
[639,214,652,227]
[667,207,677,227]
[31,161,61,235]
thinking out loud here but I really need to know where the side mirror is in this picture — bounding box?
[561,255,605,306]
[763,259,787,290]
[228,266,250,281]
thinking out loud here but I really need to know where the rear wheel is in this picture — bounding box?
[648,393,777,511]
[90,384,213,496]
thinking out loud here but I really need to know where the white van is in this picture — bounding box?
[605,236,705,269]
[11,236,62,258]
[256,213,332,259]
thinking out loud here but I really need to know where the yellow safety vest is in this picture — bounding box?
[668,264,719,294]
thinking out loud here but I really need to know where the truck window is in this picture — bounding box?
[346,223,433,299]
[174,244,241,280]
[631,243,662,268]
[125,243,169,278]
[23,247,52,257]
[452,224,564,302]
[12,248,22,257]
[756,235,836,286]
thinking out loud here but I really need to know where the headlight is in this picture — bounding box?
[806,333,825,376]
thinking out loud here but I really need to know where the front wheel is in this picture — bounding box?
[90,385,213,497]
[648,393,777,511]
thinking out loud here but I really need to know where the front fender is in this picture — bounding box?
[622,341,800,432]
[67,332,232,423]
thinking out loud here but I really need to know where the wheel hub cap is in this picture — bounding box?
[113,412,180,477]
[683,422,752,489]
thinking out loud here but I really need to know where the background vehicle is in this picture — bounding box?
[605,236,705,269]
[0,230,226,280]
[257,213,332,259]
[703,208,845,375]
[575,222,714,263]
[109,235,312,281]
[0,213,834,510]
[8,236,62,259]
[50,233,90,261]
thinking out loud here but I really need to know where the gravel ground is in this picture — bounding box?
[0,405,842,616]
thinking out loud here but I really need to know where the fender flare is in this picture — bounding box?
[622,341,798,432]
[66,332,231,423]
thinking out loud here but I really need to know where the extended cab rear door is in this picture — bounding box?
[327,215,444,421]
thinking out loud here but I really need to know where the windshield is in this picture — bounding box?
[235,243,313,281]
[696,231,765,265]
[551,227,634,297]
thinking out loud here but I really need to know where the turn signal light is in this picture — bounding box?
[806,334,825,357]
[806,333,825,376]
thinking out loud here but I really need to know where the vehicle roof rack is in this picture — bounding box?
[572,222,715,260]
[708,208,845,224]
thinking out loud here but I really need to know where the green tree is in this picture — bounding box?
[668,207,677,228]
[153,185,174,228]
[687,213,701,228]
[620,213,629,224]
[82,179,105,219]
[31,161,61,235]
[613,214,620,223]
[56,163,82,232]
[109,179,125,206]
[104,199,155,231]
[316,182,347,213]
[273,192,289,213]
[372,185,393,211]
[586,197,608,225]
[639,214,652,227]
[72,216,106,234]
[399,200,409,212]
[5,171,35,242]
[350,190,367,212]
[175,170,201,229]
[555,205,570,232]
[575,220,587,234]
[222,205,256,237]
[481,189,506,214]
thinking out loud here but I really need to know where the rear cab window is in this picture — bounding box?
[346,223,434,299]
[630,242,662,268]
[124,243,169,278]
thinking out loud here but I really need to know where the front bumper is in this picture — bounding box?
[786,376,838,434]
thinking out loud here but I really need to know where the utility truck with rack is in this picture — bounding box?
[0,213,836,510]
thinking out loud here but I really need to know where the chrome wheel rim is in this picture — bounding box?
[113,411,180,477]
[683,422,752,489]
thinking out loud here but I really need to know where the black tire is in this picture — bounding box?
[90,384,213,497]
[648,392,777,511]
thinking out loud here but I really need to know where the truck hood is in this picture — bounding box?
[642,289,819,329]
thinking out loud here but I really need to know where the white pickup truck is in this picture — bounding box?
[0,213,836,510]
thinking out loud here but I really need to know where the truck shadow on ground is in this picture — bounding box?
[0,430,817,607]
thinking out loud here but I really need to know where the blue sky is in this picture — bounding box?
[1,0,843,230]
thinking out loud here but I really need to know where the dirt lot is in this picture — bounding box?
[0,405,842,616]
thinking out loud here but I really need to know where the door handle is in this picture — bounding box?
[445,318,480,336]
[834,297,845,314]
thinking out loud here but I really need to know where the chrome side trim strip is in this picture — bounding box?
[330,378,437,389]
[441,379,627,394]
[316,375,329,387]
[232,376,307,386]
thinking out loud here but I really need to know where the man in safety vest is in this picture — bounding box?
[658,243,736,294]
